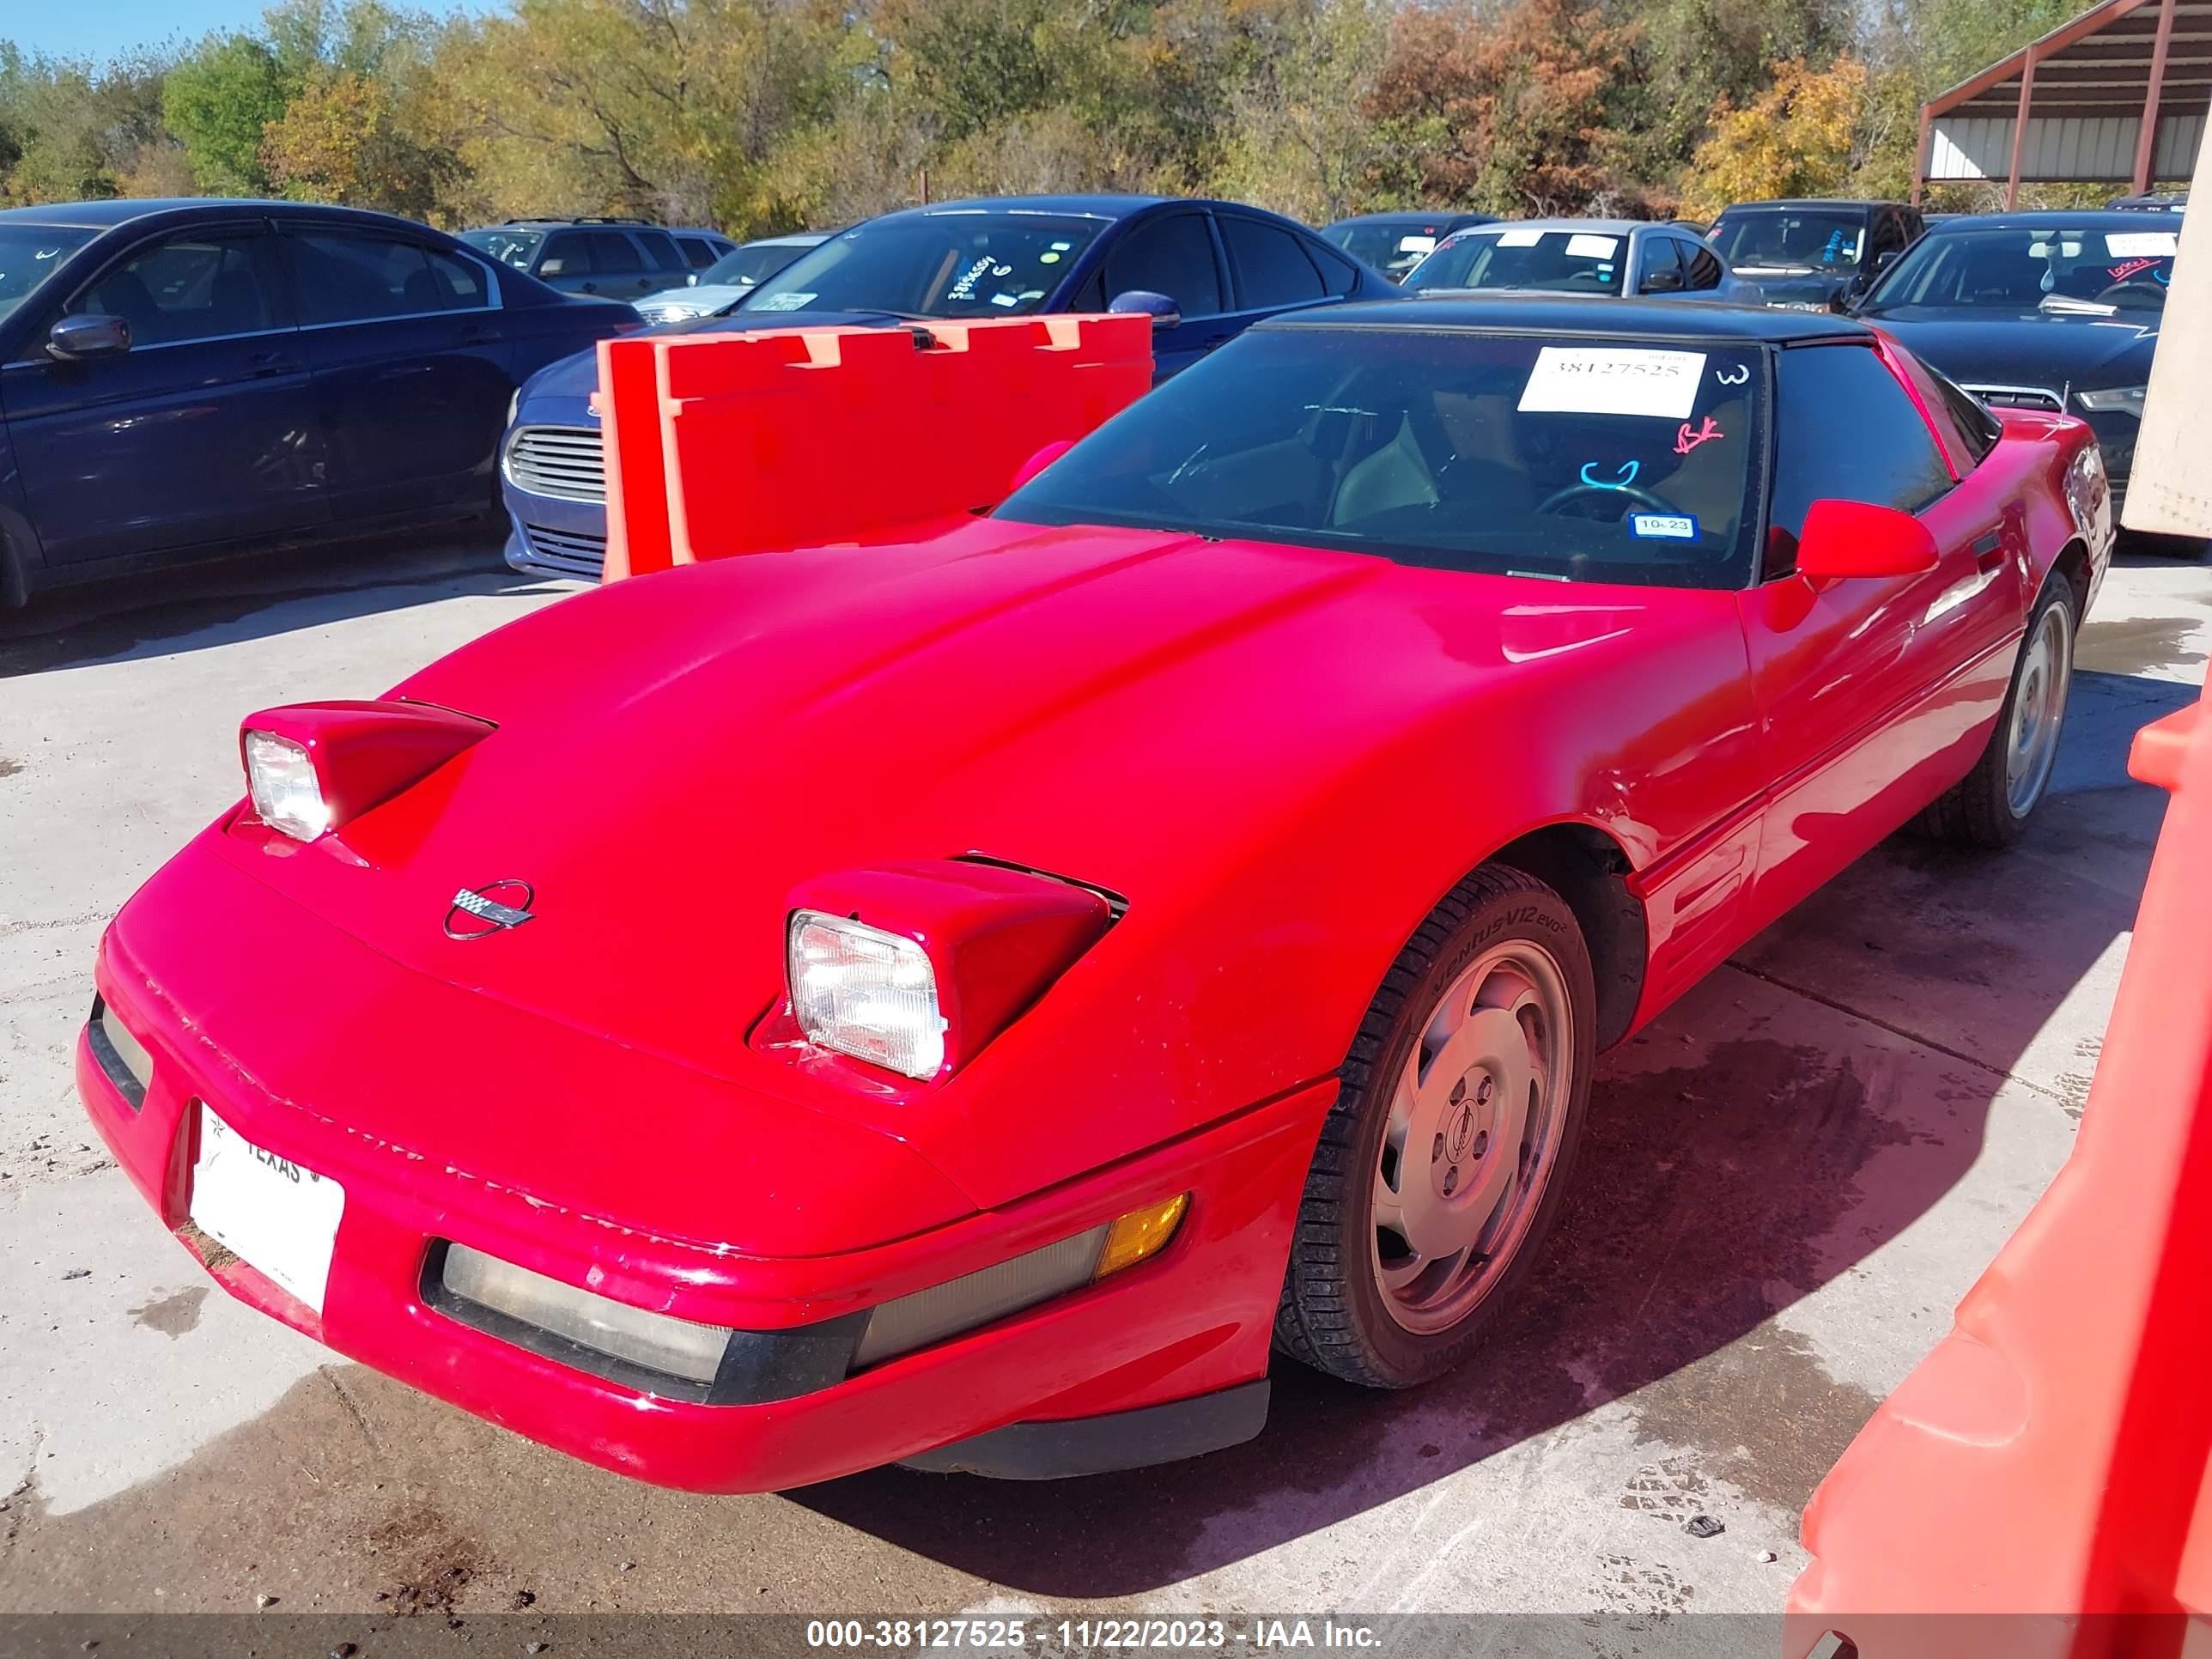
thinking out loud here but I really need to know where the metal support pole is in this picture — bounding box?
[2007,46,2039,210]
[2131,0,2178,194]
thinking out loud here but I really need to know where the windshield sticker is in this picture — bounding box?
[1673,415,1724,455]
[2108,257,2163,282]
[2106,231,2179,258]
[1715,363,1750,386]
[1579,459,1641,489]
[990,292,1019,307]
[1399,234,1439,254]
[947,255,998,301]
[1038,251,1061,264]
[1521,347,1708,420]
[1631,514,1698,540]
[1567,234,1621,258]
[750,291,815,312]
[1497,228,1545,246]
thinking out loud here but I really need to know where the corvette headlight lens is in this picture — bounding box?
[439,1243,732,1385]
[243,730,331,842]
[2075,384,2148,416]
[789,911,946,1079]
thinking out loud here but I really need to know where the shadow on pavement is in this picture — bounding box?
[0,530,574,679]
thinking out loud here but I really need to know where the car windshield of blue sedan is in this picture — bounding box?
[1401,229,1627,295]
[734,213,1104,319]
[999,327,1763,587]
[0,225,98,323]
[1863,225,2176,317]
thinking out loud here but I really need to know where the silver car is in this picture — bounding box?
[1401,219,1766,306]
[634,232,832,325]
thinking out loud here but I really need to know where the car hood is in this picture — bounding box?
[517,309,926,407]
[638,283,752,315]
[1865,309,2160,392]
[242,519,1668,1092]
[1735,268,1850,307]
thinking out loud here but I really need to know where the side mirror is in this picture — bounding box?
[1795,499,1940,580]
[1009,439,1073,495]
[687,273,699,286]
[1641,268,1686,295]
[1873,248,1901,273]
[47,313,131,362]
[1108,289,1182,331]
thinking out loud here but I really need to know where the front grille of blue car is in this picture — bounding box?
[520,523,609,580]
[504,425,606,502]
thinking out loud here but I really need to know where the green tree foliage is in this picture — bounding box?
[161,33,292,192]
[0,0,2150,231]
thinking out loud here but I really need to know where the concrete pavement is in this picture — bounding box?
[2,535,2205,1620]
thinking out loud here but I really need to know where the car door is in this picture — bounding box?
[0,221,325,566]
[282,222,514,520]
[531,230,595,295]
[1737,339,2027,928]
[580,229,661,302]
[1083,210,1231,380]
[1630,231,1686,296]
[631,228,692,295]
[1213,212,1341,341]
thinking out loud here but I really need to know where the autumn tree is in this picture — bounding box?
[1676,54,1866,217]
[161,34,292,193]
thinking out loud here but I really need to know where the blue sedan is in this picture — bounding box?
[499,194,1397,580]
[0,198,637,607]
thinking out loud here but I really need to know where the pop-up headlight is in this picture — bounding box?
[239,700,492,843]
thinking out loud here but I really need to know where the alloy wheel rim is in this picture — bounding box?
[1370,940,1574,1334]
[2005,603,2072,817]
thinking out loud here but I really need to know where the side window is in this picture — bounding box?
[1869,212,1906,257]
[1305,237,1361,296]
[68,231,281,346]
[289,230,489,324]
[538,232,590,277]
[1634,235,1683,291]
[1070,268,1108,312]
[1681,240,1724,290]
[1768,343,1955,575]
[1913,356,2001,465]
[1100,214,1222,317]
[679,237,718,270]
[1220,216,1327,308]
[584,231,643,274]
[635,231,686,274]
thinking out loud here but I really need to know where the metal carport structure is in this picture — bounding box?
[1917,0,2207,204]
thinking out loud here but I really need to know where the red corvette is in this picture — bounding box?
[80,299,2110,1490]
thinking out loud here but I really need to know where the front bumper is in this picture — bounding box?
[78,852,1323,1492]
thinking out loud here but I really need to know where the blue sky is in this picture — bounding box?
[4,0,497,64]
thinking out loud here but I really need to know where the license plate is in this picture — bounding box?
[189,1104,345,1313]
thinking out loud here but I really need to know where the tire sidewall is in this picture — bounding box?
[1336,883,1598,1386]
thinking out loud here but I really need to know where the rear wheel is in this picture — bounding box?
[1918,579,2075,848]
[1276,866,1595,1389]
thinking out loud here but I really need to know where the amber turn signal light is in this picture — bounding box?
[1095,1193,1189,1279]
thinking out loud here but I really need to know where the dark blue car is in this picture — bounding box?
[0,198,637,606]
[500,194,1397,579]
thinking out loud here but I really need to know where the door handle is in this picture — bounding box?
[459,324,499,344]
[580,282,599,294]
[1201,333,1233,352]
[246,349,295,378]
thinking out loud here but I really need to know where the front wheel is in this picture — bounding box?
[1275,866,1596,1389]
[1918,579,2075,848]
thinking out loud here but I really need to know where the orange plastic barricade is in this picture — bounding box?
[595,313,1153,582]
[1786,692,2212,1659]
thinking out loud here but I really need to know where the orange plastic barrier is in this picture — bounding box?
[595,313,1153,581]
[1786,692,2212,1658]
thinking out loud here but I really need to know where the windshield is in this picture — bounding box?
[700,240,816,289]
[1402,228,1628,296]
[1710,210,1866,272]
[998,326,1762,588]
[736,212,1103,319]
[0,225,97,325]
[1328,221,1459,279]
[459,228,544,270]
[1862,224,2176,317]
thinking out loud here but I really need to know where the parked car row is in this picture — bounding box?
[0,185,2188,608]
